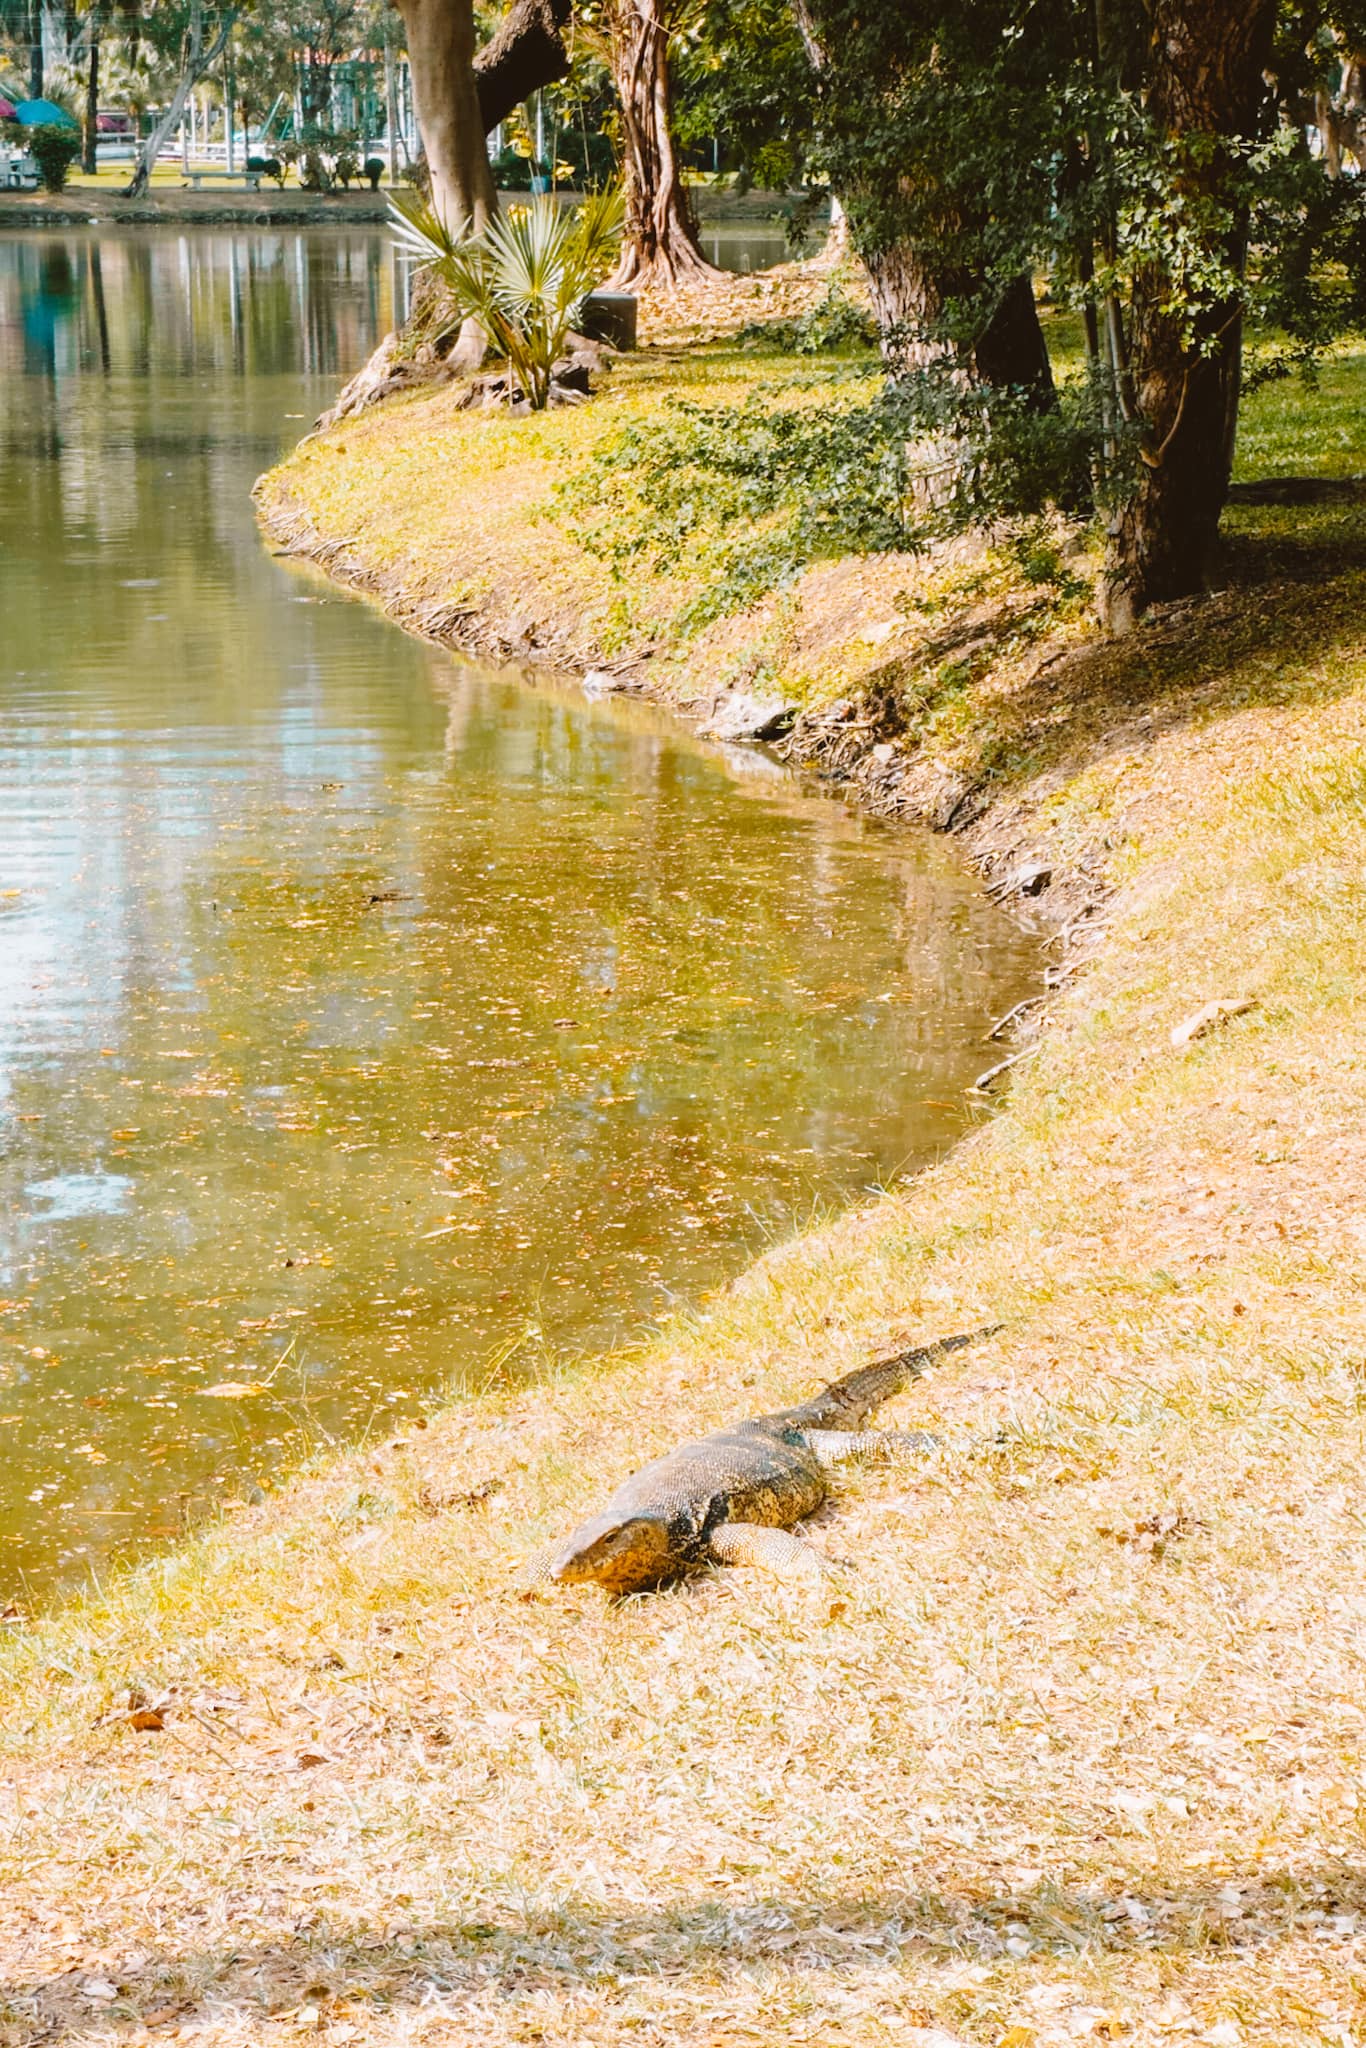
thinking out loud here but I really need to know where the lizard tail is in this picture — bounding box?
[779,1324,1001,1430]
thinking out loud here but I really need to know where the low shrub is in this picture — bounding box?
[738,275,877,355]
[564,367,1094,633]
[28,123,81,192]
[390,187,624,411]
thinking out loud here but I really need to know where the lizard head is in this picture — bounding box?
[546,1510,678,1594]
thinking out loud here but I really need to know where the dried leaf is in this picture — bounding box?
[1169,998,1256,1048]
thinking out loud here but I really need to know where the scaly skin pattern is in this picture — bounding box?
[535,1327,996,1595]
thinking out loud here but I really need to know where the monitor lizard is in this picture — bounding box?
[529,1325,998,1595]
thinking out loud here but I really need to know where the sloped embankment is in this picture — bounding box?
[4,340,1366,2048]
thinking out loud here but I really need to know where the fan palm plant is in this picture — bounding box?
[390,187,625,412]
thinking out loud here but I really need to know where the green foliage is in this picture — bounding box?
[672,0,814,188]
[389,189,625,411]
[563,363,1094,635]
[27,122,81,192]
[737,275,877,355]
[801,0,1074,343]
[294,125,361,194]
[491,145,541,191]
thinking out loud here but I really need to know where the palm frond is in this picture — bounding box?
[387,189,625,412]
[386,188,469,267]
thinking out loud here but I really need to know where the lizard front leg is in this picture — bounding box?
[707,1521,829,1580]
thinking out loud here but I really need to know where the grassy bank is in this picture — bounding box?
[5,305,1366,2048]
[0,186,393,227]
[0,181,804,231]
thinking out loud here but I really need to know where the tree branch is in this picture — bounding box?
[474,0,573,134]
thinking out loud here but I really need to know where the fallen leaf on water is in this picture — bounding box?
[201,1381,267,1399]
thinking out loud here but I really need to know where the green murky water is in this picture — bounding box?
[0,229,1037,1603]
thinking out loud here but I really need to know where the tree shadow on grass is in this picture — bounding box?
[852,517,1366,826]
[5,1860,1365,2041]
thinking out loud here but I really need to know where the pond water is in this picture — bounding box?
[700,225,812,273]
[0,228,1037,1604]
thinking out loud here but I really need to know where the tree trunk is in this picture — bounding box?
[27,0,42,97]
[123,4,238,198]
[811,191,851,268]
[974,274,1057,411]
[604,0,723,289]
[1100,0,1277,629]
[474,0,572,133]
[860,238,955,376]
[393,0,496,233]
[82,13,100,177]
[862,237,1055,410]
[1319,46,1366,173]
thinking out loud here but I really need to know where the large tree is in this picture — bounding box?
[393,0,495,227]
[793,0,1365,627]
[599,0,722,287]
[122,0,239,198]
[1097,0,1279,626]
[474,0,572,130]
[385,0,573,231]
[393,0,718,284]
[795,0,1062,402]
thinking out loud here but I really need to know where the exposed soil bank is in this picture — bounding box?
[3,320,1366,2048]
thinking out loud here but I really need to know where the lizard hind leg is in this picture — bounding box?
[707,1521,829,1581]
[801,1427,940,1469]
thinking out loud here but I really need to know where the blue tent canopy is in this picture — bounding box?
[14,99,78,127]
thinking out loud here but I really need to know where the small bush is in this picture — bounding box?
[298,143,332,193]
[738,276,877,355]
[28,123,81,192]
[390,187,624,411]
[364,156,385,191]
[563,366,1095,634]
[492,146,537,191]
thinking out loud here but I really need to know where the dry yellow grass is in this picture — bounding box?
[254,274,943,711]
[7,316,1366,2048]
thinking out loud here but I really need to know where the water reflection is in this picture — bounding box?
[0,230,1037,1602]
